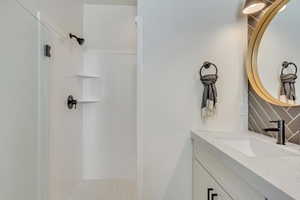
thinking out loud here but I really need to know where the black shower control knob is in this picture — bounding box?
[67,95,78,110]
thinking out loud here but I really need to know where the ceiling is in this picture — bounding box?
[85,0,137,5]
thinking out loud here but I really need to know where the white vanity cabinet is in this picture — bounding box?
[193,160,233,200]
[192,139,267,200]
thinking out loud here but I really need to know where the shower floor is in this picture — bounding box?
[70,179,137,200]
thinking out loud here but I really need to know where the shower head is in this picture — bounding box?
[77,38,85,45]
[69,33,85,45]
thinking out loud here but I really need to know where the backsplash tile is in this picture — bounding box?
[287,117,300,134]
[249,87,300,145]
[287,106,300,118]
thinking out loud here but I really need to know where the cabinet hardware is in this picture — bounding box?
[211,193,218,200]
[208,188,213,200]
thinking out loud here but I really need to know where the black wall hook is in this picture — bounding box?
[199,61,218,78]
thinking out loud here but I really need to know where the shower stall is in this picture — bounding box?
[75,2,138,199]
[0,0,138,200]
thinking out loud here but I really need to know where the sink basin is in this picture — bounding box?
[217,137,300,157]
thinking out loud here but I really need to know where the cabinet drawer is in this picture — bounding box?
[193,139,266,200]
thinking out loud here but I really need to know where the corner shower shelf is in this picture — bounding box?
[76,73,100,78]
[78,98,101,103]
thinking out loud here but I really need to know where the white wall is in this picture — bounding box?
[0,1,84,200]
[138,0,247,199]
[40,0,83,35]
[84,4,136,51]
[0,1,39,199]
[45,31,83,200]
[85,0,137,6]
[39,0,84,200]
[83,4,137,181]
[83,51,137,180]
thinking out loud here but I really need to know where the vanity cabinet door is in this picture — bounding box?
[193,159,233,200]
[193,159,211,200]
[213,185,234,200]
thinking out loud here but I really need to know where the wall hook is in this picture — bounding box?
[199,61,218,78]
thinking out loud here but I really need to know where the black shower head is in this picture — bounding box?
[77,38,85,45]
[69,33,85,45]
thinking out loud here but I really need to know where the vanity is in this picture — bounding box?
[192,130,300,200]
[192,0,300,199]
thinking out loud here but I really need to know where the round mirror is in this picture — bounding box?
[246,0,299,106]
[258,0,300,105]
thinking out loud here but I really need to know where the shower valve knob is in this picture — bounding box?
[67,95,78,110]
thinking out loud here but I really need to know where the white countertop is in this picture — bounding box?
[191,130,300,200]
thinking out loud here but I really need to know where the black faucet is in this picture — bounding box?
[263,120,286,145]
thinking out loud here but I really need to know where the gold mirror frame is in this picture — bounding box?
[246,0,296,107]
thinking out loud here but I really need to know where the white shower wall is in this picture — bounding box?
[83,50,137,180]
[83,4,137,51]
[83,4,137,182]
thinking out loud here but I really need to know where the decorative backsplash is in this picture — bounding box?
[249,87,300,144]
[248,0,300,145]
